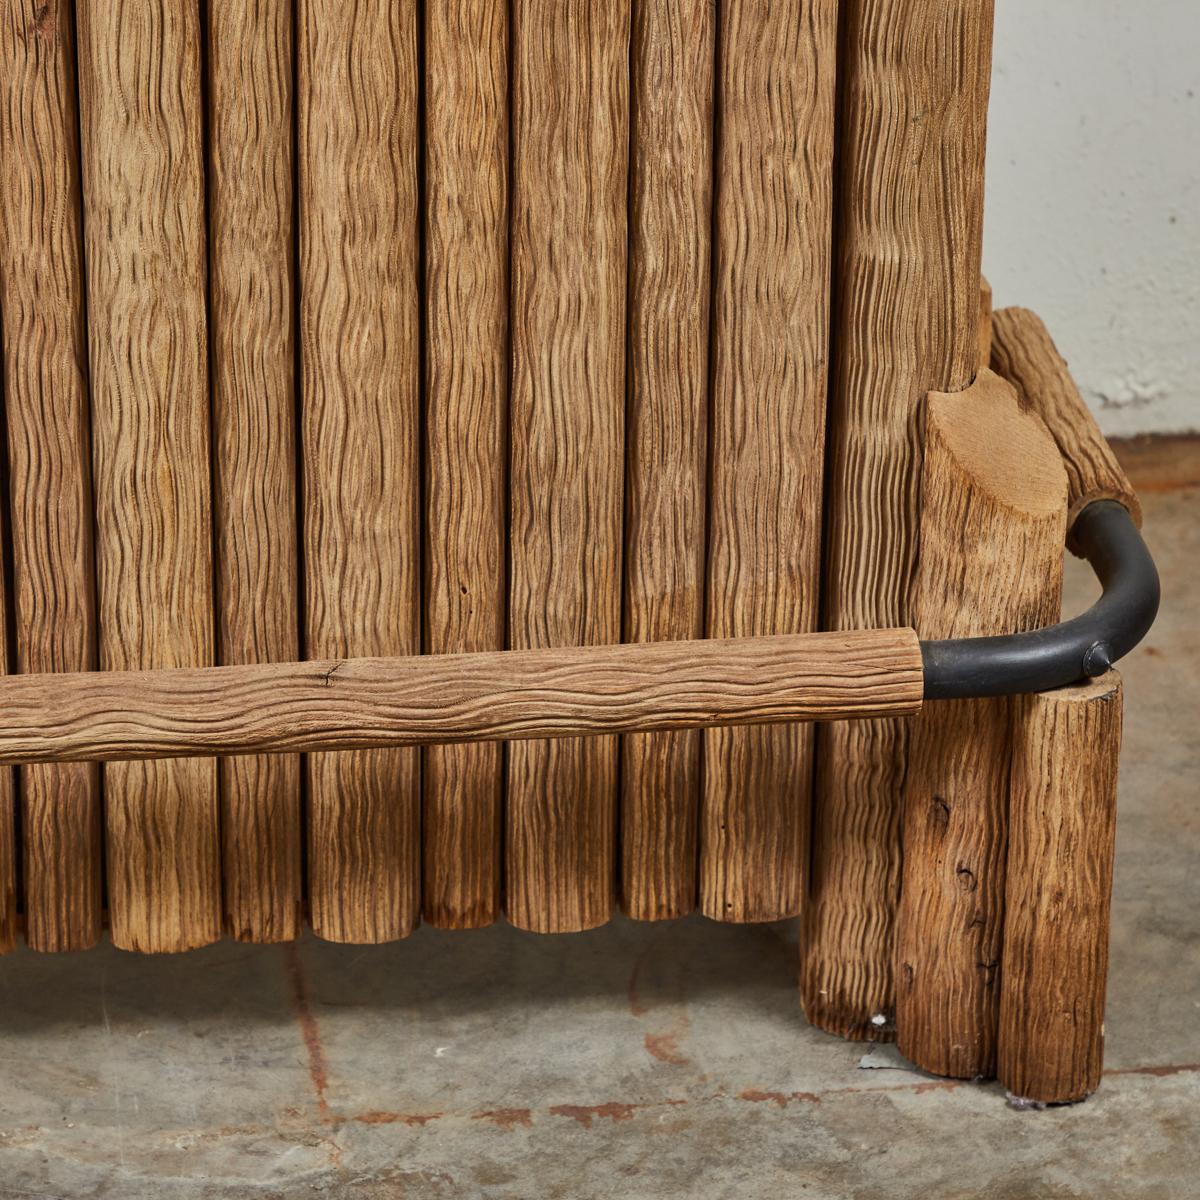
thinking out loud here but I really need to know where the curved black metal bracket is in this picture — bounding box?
[921,500,1160,700]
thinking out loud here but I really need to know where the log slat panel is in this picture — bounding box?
[0,0,102,951]
[423,0,509,930]
[208,0,302,943]
[701,0,838,922]
[77,0,221,952]
[298,0,422,943]
[621,0,714,922]
[506,0,629,933]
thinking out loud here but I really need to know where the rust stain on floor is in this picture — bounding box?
[353,1110,444,1127]
[284,943,335,1126]
[472,1108,534,1130]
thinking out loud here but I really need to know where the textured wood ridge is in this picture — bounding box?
[701,0,837,924]
[0,0,101,951]
[991,306,1142,550]
[507,0,629,933]
[0,496,13,952]
[999,673,1122,1104]
[621,0,714,922]
[0,630,923,767]
[77,0,220,953]
[209,0,301,944]
[803,0,995,1037]
[298,0,421,944]
[895,371,1067,1080]
[423,0,508,930]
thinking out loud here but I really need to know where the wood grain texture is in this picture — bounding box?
[507,0,629,933]
[0,630,924,767]
[978,276,993,368]
[895,371,1067,1080]
[208,0,301,944]
[999,673,1122,1104]
[802,0,995,1036]
[0,0,101,951]
[0,488,13,952]
[991,306,1142,551]
[423,0,508,930]
[76,0,220,952]
[701,0,837,923]
[298,0,422,944]
[621,0,714,922]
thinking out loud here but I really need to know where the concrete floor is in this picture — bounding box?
[1,448,1196,1199]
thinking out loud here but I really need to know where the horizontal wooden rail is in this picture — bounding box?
[0,630,923,767]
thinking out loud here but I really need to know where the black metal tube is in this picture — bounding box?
[920,500,1159,700]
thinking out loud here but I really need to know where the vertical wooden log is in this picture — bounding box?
[802,0,995,1035]
[621,0,713,922]
[0,480,14,952]
[507,0,629,933]
[0,0,102,950]
[422,0,508,930]
[298,0,422,943]
[208,0,301,942]
[894,371,1067,1079]
[700,0,837,922]
[77,0,220,952]
[999,673,1122,1104]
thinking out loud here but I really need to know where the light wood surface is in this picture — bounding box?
[803,0,995,1037]
[0,630,923,768]
[999,673,1122,1104]
[77,0,220,953]
[978,276,993,368]
[895,371,1067,1079]
[0,0,101,951]
[298,0,422,944]
[991,306,1142,550]
[507,0,629,933]
[621,0,714,922]
[701,0,837,923]
[209,0,301,944]
[423,0,508,930]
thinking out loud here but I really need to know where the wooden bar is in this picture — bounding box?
[802,0,995,1037]
[0,0,102,950]
[894,371,1066,1079]
[701,0,837,923]
[991,306,1142,548]
[298,0,422,944]
[77,0,220,953]
[0,629,923,768]
[507,0,629,933]
[423,0,508,930]
[999,673,1122,1104]
[621,0,714,922]
[209,0,301,943]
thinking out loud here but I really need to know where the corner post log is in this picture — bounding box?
[894,369,1067,1079]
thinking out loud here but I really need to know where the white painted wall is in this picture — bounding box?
[984,0,1200,435]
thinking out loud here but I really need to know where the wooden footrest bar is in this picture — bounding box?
[0,630,922,768]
